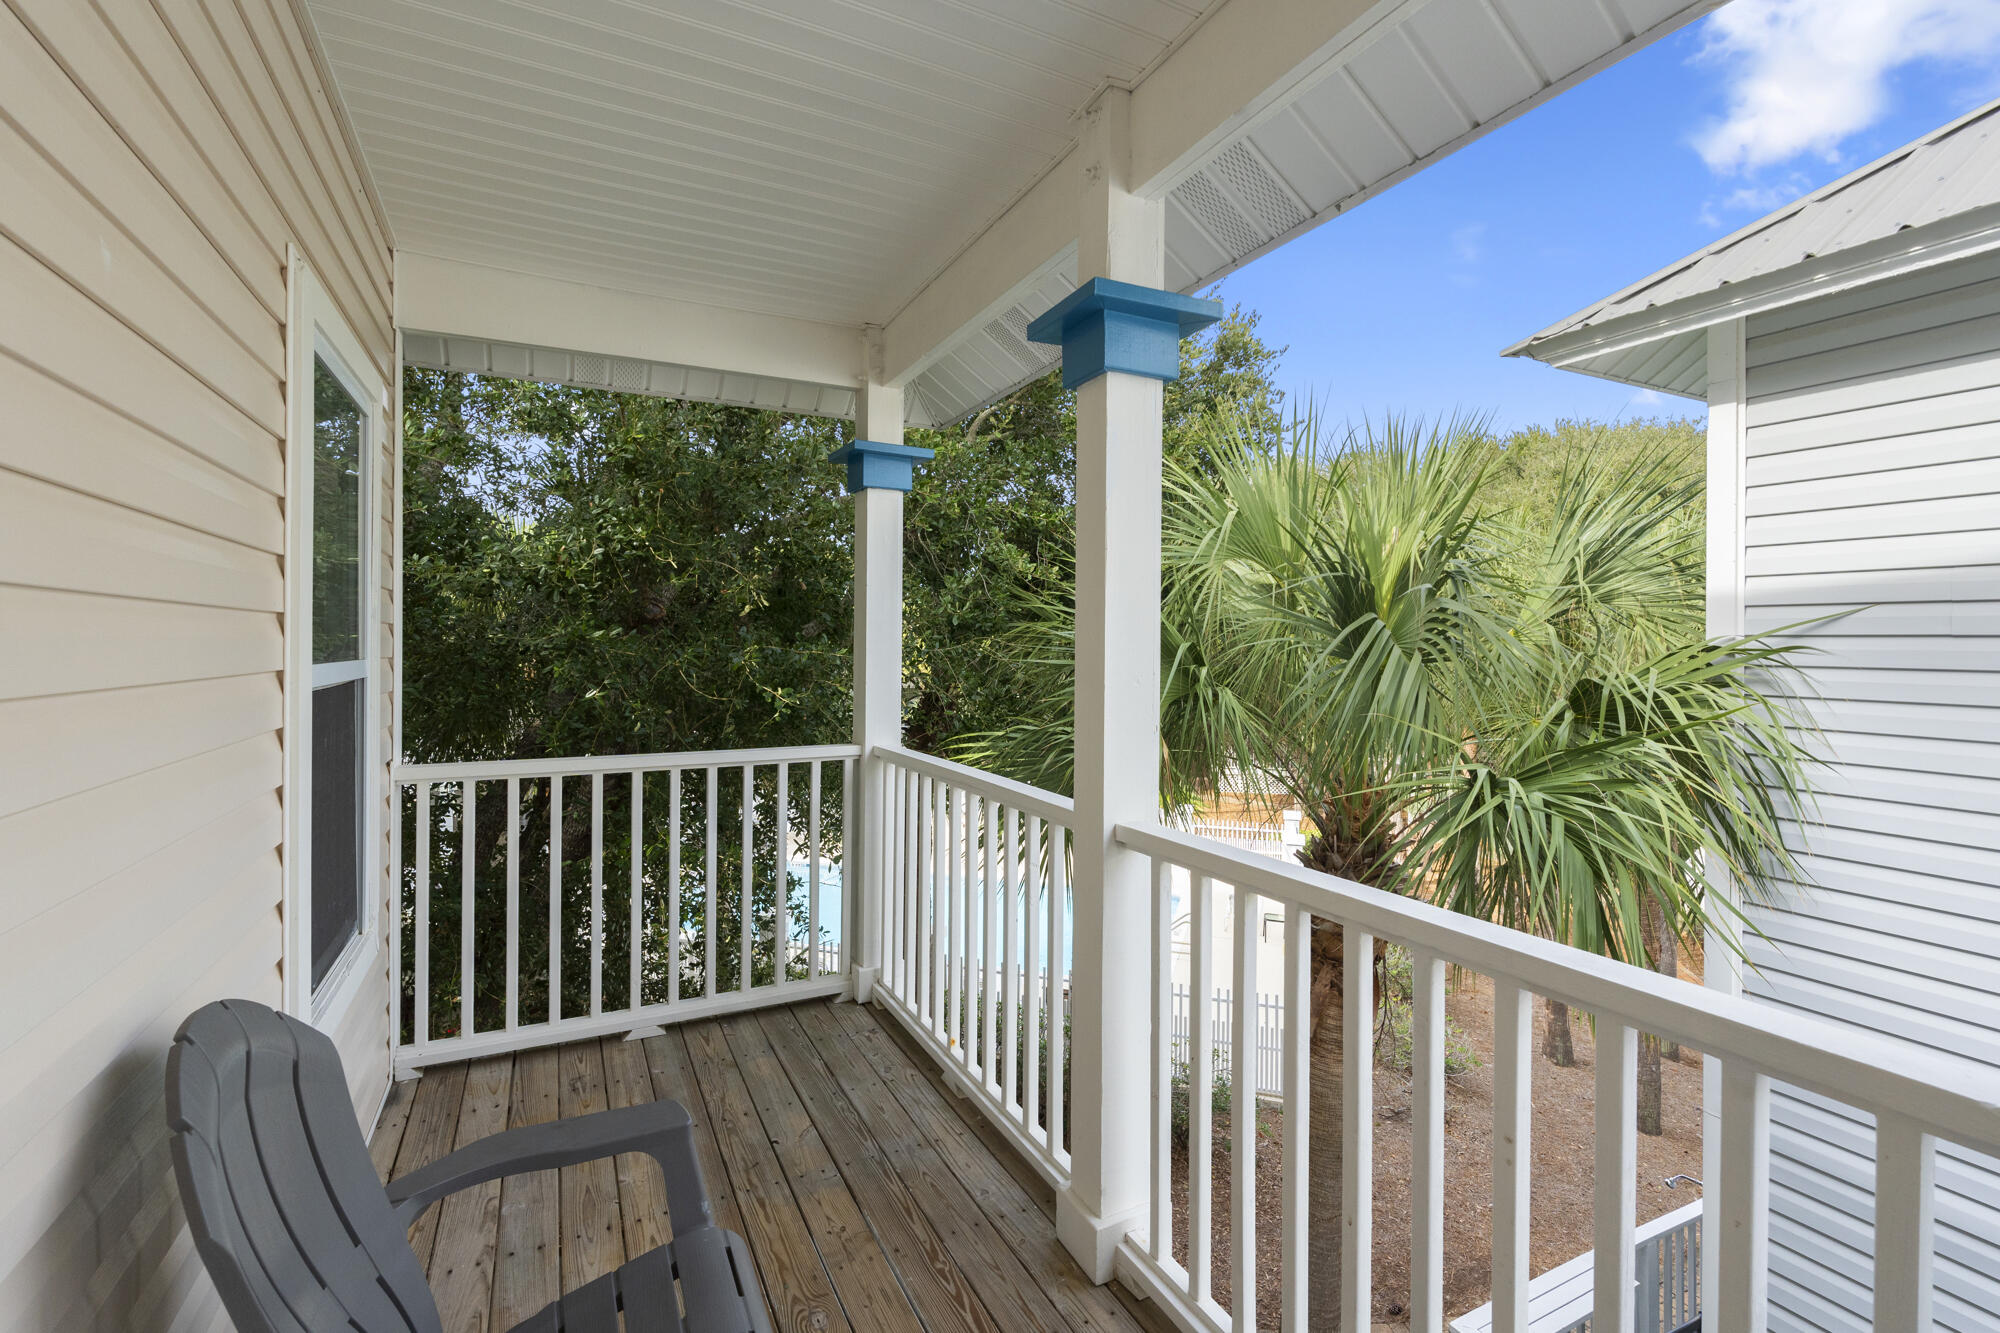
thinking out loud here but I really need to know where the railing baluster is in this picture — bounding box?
[960,789,975,1070]
[1048,826,1067,1162]
[932,778,948,1031]
[415,781,431,1046]
[1595,1019,1639,1333]
[888,765,903,995]
[668,769,681,1002]
[590,772,604,1017]
[1713,1060,1768,1332]
[704,767,717,999]
[1281,904,1310,1331]
[549,774,562,1023]
[839,757,852,974]
[461,780,476,1038]
[1150,856,1173,1268]
[1875,1113,1935,1333]
[1025,813,1044,1140]
[1189,873,1215,1305]
[630,771,643,1010]
[505,777,518,1031]
[808,761,821,980]
[1232,885,1259,1332]
[984,796,1000,1089]
[1412,948,1446,1333]
[948,785,965,1053]
[776,760,790,984]
[391,779,404,1046]
[921,777,936,1025]
[1492,980,1532,1333]
[905,768,919,1001]
[740,764,754,993]
[1003,806,1021,1116]
[1342,923,1373,1333]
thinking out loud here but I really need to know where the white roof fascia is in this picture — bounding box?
[1507,202,2000,374]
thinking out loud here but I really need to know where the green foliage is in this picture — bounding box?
[950,401,1815,969]
[1469,417,1704,544]
[401,372,857,764]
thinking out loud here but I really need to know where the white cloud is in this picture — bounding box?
[1693,0,2000,176]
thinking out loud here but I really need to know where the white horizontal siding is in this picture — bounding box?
[1742,252,2000,1332]
[0,2,395,1330]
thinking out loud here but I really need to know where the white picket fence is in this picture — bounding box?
[1170,983,1287,1098]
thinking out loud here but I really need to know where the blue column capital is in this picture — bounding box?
[828,438,935,494]
[1024,277,1224,390]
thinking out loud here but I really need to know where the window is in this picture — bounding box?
[285,255,386,1022]
[310,356,368,988]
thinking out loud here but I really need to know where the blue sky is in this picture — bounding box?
[1217,0,2000,434]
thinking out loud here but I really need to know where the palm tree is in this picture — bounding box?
[952,404,1814,1320]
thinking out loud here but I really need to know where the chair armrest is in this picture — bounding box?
[385,1099,715,1232]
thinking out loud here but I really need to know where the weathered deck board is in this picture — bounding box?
[371,998,1167,1333]
[491,1046,561,1329]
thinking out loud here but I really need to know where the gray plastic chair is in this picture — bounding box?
[166,998,772,1332]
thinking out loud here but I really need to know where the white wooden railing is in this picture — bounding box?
[391,743,857,1073]
[869,745,1077,1185]
[391,740,2000,1333]
[1114,820,2000,1333]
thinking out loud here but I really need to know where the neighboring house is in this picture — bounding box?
[1509,99,2000,1331]
[7,4,1999,1333]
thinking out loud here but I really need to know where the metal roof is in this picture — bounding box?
[1507,96,2000,397]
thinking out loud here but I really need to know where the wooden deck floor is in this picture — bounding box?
[369,997,1170,1333]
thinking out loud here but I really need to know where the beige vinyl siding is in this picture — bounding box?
[1741,250,2000,1333]
[0,0,395,1329]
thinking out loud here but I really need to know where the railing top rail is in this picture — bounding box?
[1116,819,2000,1157]
[873,744,1075,825]
[394,742,862,784]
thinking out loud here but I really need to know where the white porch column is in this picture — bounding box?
[1702,318,1750,1318]
[833,372,929,1004]
[1029,89,1219,1282]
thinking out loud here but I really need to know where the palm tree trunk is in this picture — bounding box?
[1638,1031,1664,1136]
[1542,997,1575,1066]
[1306,919,1347,1322]
[1638,896,1666,1134]
[1655,917,1680,1060]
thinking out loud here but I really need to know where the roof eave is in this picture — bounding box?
[1506,201,2000,377]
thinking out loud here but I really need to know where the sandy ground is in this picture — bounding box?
[1169,971,1705,1328]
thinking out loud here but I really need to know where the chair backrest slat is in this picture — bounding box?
[167,999,443,1333]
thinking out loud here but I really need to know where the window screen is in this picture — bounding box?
[310,677,363,987]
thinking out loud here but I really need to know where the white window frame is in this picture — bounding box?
[283,249,388,1025]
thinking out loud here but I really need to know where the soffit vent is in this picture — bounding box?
[1212,141,1306,238]
[611,357,650,393]
[1172,169,1263,257]
[984,313,1050,377]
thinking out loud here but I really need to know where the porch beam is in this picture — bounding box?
[395,251,864,391]
[876,0,1391,388]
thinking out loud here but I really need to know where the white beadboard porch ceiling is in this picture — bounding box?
[312,0,1720,425]
[307,0,1223,326]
